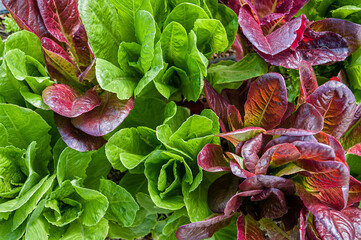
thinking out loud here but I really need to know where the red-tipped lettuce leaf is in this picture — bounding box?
[348,143,361,156]
[311,18,361,54]
[264,128,319,136]
[292,141,335,162]
[198,144,230,172]
[176,214,234,240]
[244,73,288,130]
[280,103,324,134]
[263,135,317,153]
[238,6,306,56]
[256,28,349,69]
[284,0,310,21]
[208,173,239,213]
[280,196,305,232]
[37,0,92,66]
[227,105,243,131]
[306,81,356,139]
[295,158,349,210]
[295,183,358,240]
[341,105,361,150]
[238,175,294,195]
[237,214,265,240]
[1,0,51,38]
[347,176,361,207]
[348,104,361,130]
[71,93,134,136]
[315,132,347,165]
[299,207,309,240]
[224,190,263,215]
[255,143,300,174]
[241,133,264,173]
[229,159,255,179]
[54,114,106,152]
[259,13,286,35]
[43,84,101,118]
[249,0,290,19]
[280,102,295,124]
[205,79,242,132]
[298,61,318,106]
[218,127,265,147]
[251,188,288,219]
[41,38,79,84]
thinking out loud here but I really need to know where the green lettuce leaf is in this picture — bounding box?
[99,179,139,227]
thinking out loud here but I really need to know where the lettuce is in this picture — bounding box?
[79,0,238,101]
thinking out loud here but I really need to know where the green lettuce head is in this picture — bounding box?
[0,104,54,240]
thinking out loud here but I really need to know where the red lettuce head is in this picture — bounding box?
[223,0,361,68]
[176,73,361,239]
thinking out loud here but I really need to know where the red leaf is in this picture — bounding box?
[341,104,361,150]
[218,127,265,147]
[244,73,288,130]
[314,209,355,240]
[238,6,306,56]
[280,102,295,124]
[299,207,309,240]
[198,144,230,172]
[241,133,264,173]
[306,81,356,139]
[224,190,262,215]
[43,84,101,118]
[298,61,318,106]
[295,158,349,210]
[238,175,295,195]
[1,0,51,38]
[237,214,265,240]
[263,135,317,153]
[208,173,239,213]
[232,34,244,61]
[255,143,301,174]
[37,0,92,66]
[292,141,335,162]
[285,0,310,21]
[227,105,243,131]
[204,79,232,132]
[54,114,106,152]
[347,176,361,207]
[264,128,319,136]
[176,214,234,240]
[229,158,255,179]
[281,103,324,134]
[256,28,349,69]
[259,13,286,35]
[41,38,80,85]
[311,18,361,54]
[71,93,134,136]
[348,143,361,156]
[315,132,347,165]
[252,188,288,219]
[296,184,357,240]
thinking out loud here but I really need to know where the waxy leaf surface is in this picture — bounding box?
[244,73,288,130]
[54,114,106,152]
[306,81,356,139]
[43,84,101,118]
[176,214,233,240]
[71,93,134,136]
